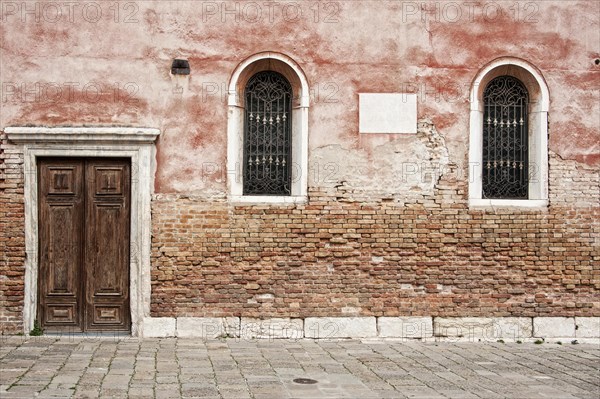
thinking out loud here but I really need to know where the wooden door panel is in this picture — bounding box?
[38,160,84,331]
[94,167,125,195]
[46,204,79,294]
[92,305,124,325]
[46,304,77,323]
[90,204,127,294]
[85,160,131,331]
[38,158,131,333]
[47,167,77,195]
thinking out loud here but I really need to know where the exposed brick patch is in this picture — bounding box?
[549,151,600,206]
[0,131,25,334]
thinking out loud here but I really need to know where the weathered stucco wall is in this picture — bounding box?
[1,1,599,193]
[1,1,599,332]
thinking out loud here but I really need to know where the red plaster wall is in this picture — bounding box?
[1,1,598,192]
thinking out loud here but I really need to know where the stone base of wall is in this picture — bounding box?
[142,316,600,342]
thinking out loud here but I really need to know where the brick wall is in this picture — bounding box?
[150,164,600,319]
[0,132,26,334]
[1,133,598,333]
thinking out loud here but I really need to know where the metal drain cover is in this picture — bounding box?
[293,378,318,384]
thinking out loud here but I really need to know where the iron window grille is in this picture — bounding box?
[243,71,293,195]
[482,76,529,199]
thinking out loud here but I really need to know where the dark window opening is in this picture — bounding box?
[482,76,529,199]
[243,71,292,195]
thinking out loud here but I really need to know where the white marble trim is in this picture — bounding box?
[141,316,600,341]
[6,126,159,336]
[468,57,549,207]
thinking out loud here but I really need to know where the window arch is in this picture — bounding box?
[227,52,309,203]
[469,57,549,207]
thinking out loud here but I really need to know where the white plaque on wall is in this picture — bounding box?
[359,93,417,134]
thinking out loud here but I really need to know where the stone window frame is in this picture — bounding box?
[469,57,550,208]
[227,52,309,204]
[5,127,160,336]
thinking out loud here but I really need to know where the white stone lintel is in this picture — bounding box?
[5,126,161,144]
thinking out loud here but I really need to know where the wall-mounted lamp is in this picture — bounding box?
[171,59,190,75]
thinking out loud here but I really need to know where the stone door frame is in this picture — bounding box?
[5,127,160,336]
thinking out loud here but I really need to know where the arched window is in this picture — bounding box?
[227,52,309,203]
[482,76,529,199]
[469,58,549,207]
[243,71,292,195]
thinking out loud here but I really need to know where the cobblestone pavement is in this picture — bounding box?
[0,337,598,398]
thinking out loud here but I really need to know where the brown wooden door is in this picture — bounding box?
[38,159,85,331]
[38,158,131,333]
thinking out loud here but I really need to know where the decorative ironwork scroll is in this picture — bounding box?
[243,71,292,195]
[482,76,529,199]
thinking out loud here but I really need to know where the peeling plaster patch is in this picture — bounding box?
[548,152,600,207]
[550,122,600,167]
[310,119,449,201]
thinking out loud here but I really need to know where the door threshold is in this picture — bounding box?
[41,331,132,338]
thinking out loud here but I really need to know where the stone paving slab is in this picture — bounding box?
[0,336,598,398]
